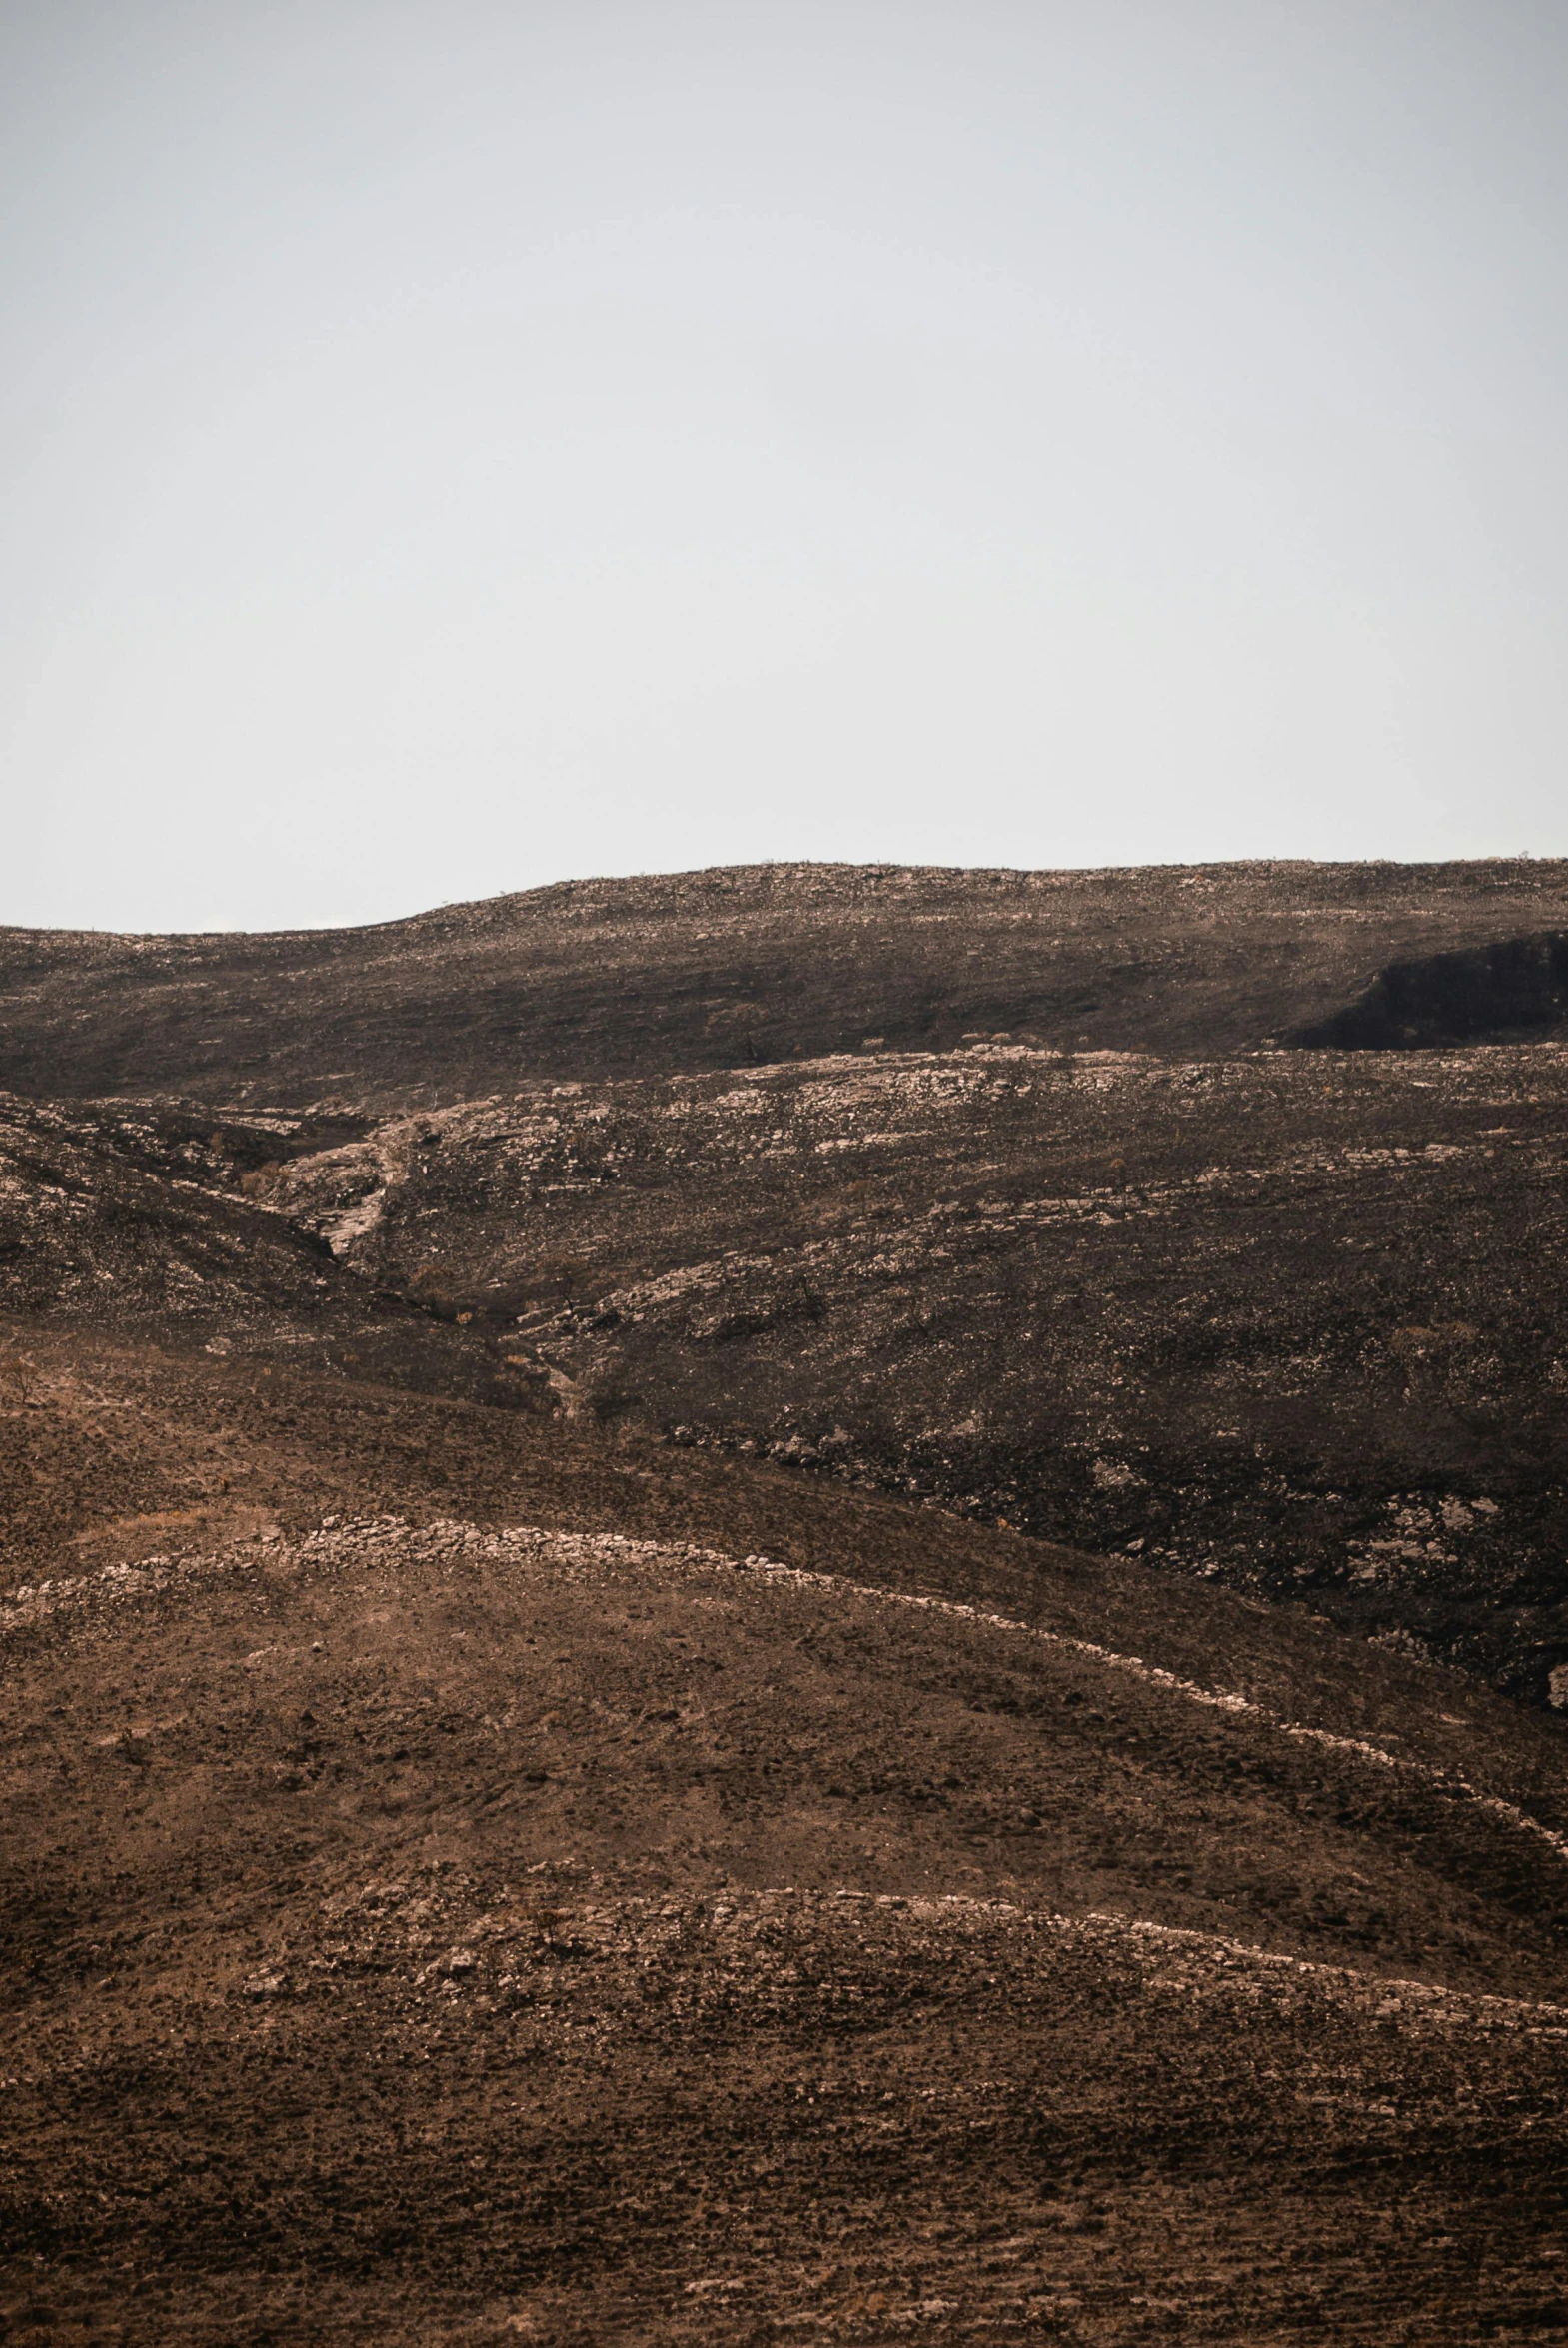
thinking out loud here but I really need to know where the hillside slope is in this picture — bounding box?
[3,859,1567,1105]
[3,1343,1567,2344]
[5,862,1568,2342]
[37,1033,1555,1702]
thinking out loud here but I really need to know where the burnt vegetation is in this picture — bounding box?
[2,858,1567,2345]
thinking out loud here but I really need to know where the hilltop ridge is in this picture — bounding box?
[4,857,1567,1106]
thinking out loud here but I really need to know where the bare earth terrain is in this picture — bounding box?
[2,860,1567,2343]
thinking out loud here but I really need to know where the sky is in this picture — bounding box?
[2,0,1566,932]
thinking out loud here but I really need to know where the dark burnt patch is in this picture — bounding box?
[1291,931,1568,1050]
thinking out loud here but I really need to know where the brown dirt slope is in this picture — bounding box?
[5,861,1568,2342]
[2,1343,1567,2344]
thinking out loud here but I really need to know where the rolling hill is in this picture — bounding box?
[3,860,1566,2343]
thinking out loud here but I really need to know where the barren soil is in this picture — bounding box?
[3,861,1567,2343]
[3,859,1566,1105]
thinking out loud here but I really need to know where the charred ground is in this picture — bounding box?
[3,858,1567,1105]
[3,860,1567,2344]
[5,864,1567,1699]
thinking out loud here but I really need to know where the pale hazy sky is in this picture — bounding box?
[3,1,1566,930]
